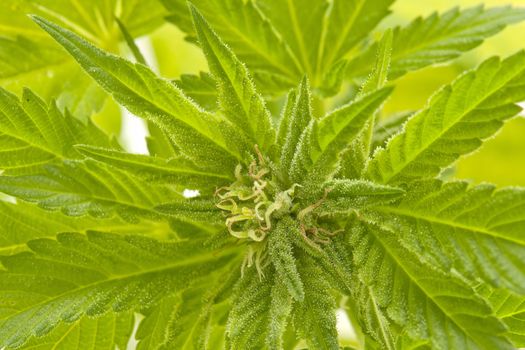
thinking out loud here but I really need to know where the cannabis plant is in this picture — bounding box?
[1,0,525,349]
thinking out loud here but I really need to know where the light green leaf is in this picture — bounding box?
[0,0,166,120]
[0,160,182,222]
[116,17,147,65]
[146,123,180,159]
[161,285,211,349]
[75,145,231,190]
[347,5,525,81]
[366,180,525,294]
[279,78,312,183]
[174,73,218,112]
[0,88,114,174]
[478,287,525,347]
[32,15,247,175]
[155,198,223,226]
[0,201,129,255]
[0,232,237,348]
[317,179,404,216]
[339,29,393,180]
[18,312,134,350]
[367,51,525,184]
[136,295,177,350]
[305,87,393,184]
[275,89,297,154]
[371,111,413,151]
[348,221,513,349]
[321,0,394,71]
[256,0,327,80]
[162,0,300,92]
[190,5,276,151]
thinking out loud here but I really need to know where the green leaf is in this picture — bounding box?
[305,87,393,184]
[0,201,128,255]
[268,216,304,301]
[0,160,182,222]
[320,0,394,71]
[136,295,178,350]
[162,0,300,92]
[317,179,404,216]
[18,312,134,350]
[366,180,525,295]
[339,30,393,179]
[32,15,247,175]
[367,51,525,184]
[266,281,293,350]
[116,17,147,65]
[275,89,297,154]
[226,268,272,349]
[279,77,312,183]
[256,0,327,80]
[347,5,525,81]
[347,221,513,349]
[293,253,338,350]
[0,88,114,174]
[174,73,218,111]
[75,144,231,190]
[155,198,223,226]
[0,232,237,348]
[478,287,525,347]
[0,0,166,120]
[165,293,208,350]
[190,5,276,151]
[371,111,413,151]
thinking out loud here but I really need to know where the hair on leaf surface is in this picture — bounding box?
[0,1,523,349]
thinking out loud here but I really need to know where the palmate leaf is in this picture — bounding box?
[190,5,276,151]
[367,51,525,184]
[365,180,525,295]
[32,16,250,175]
[347,5,525,81]
[0,88,114,174]
[347,221,513,350]
[0,232,237,349]
[0,160,182,222]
